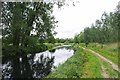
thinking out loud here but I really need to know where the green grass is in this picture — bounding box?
[98,58,119,78]
[45,43,119,78]
[92,48,118,64]
[46,46,87,78]
[44,43,62,50]
[79,43,118,64]
[81,49,102,78]
[46,45,102,78]
[79,43,119,78]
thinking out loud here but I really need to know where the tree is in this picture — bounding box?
[2,2,58,54]
[78,32,84,43]
[2,2,57,79]
[1,0,80,79]
[84,27,91,47]
[74,34,79,43]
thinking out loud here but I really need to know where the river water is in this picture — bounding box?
[2,45,74,79]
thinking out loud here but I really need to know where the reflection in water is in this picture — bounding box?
[52,48,74,67]
[2,46,74,79]
[2,54,54,79]
[2,61,12,79]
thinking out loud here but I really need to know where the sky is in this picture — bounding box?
[53,0,120,39]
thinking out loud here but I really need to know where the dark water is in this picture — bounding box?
[2,46,74,79]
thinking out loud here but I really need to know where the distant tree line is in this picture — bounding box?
[55,38,74,43]
[74,5,120,47]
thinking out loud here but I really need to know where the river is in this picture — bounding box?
[2,45,74,79]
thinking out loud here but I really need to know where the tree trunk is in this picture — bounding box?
[21,55,33,79]
[12,55,21,79]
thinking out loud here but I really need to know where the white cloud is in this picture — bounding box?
[53,0,120,39]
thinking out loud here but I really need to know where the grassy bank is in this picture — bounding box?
[81,49,102,78]
[2,43,62,57]
[44,43,62,50]
[79,43,118,64]
[46,45,87,78]
[46,45,102,78]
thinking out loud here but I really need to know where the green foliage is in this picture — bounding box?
[2,43,48,56]
[46,45,87,78]
[72,44,79,52]
[83,11,119,44]
[80,43,118,64]
[2,45,17,56]
[74,34,79,43]
[73,32,84,43]
[55,38,74,43]
[45,43,54,50]
[55,38,65,43]
[81,50,102,78]
[27,43,48,54]
[2,2,58,55]
[74,6,119,45]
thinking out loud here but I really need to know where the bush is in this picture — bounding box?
[46,43,54,50]
[27,43,48,54]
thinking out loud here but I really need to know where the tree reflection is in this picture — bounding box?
[2,53,54,79]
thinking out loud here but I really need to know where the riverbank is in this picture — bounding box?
[46,45,88,78]
[45,44,102,78]
[45,43,119,78]
[2,43,62,57]
[2,44,74,79]
[2,43,119,78]
[46,44,102,78]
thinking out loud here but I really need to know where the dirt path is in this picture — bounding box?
[94,53,110,78]
[101,64,109,78]
[80,46,120,73]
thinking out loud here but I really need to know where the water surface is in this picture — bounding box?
[2,45,74,79]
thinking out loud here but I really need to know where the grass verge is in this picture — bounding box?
[80,48,102,78]
[46,45,102,78]
[46,45,87,78]
[98,58,118,78]
[79,43,118,64]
